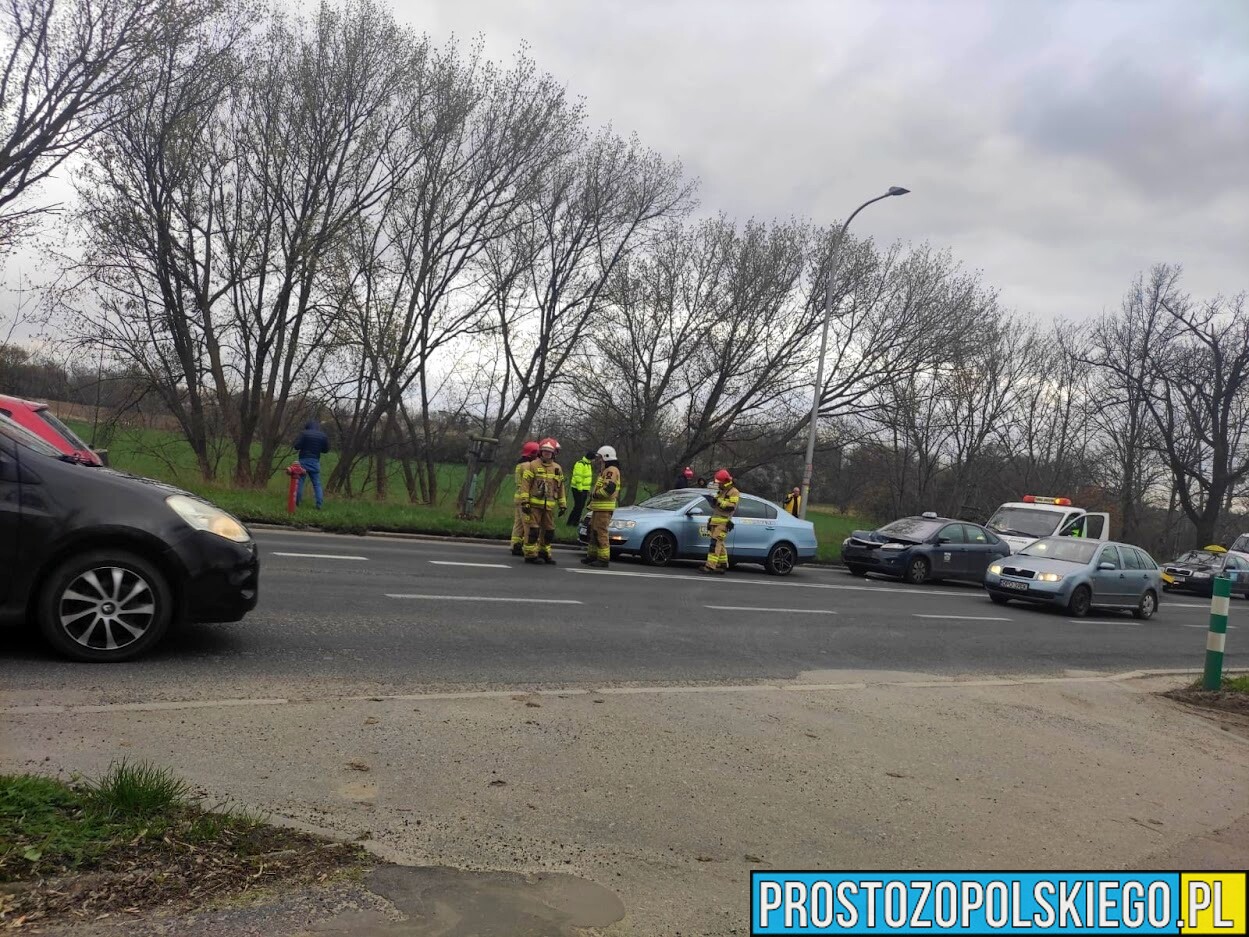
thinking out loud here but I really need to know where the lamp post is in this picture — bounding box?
[798,186,910,520]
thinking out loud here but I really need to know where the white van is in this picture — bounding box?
[985,495,1111,554]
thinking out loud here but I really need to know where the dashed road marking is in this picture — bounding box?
[566,567,958,596]
[386,594,582,604]
[273,552,369,561]
[914,614,1011,621]
[1067,619,1142,626]
[705,605,837,615]
[429,561,510,569]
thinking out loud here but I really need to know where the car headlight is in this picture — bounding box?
[166,495,251,543]
[1036,572,1063,583]
[1192,571,1211,579]
[989,564,1002,575]
[608,520,636,530]
[879,543,905,551]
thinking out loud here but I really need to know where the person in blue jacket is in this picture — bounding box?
[293,420,331,509]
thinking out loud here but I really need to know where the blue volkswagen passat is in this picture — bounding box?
[983,537,1161,619]
[578,489,818,575]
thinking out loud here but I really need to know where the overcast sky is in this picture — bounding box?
[4,0,1244,337]
[400,0,1248,322]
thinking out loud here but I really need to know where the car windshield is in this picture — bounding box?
[1173,550,1221,565]
[987,506,1064,538]
[0,414,64,458]
[876,517,943,541]
[638,492,703,512]
[1019,538,1098,564]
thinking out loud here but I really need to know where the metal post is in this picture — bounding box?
[1203,574,1231,690]
[798,187,908,520]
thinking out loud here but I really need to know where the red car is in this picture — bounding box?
[0,395,104,465]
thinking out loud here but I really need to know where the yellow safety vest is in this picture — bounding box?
[522,458,566,509]
[588,465,622,512]
[783,492,801,516]
[571,458,594,492]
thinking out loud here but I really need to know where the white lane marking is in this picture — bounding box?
[566,567,959,596]
[914,614,1011,621]
[1067,620,1142,626]
[272,552,369,561]
[705,605,837,615]
[1166,602,1218,609]
[1180,623,1238,630]
[385,594,582,604]
[429,560,510,569]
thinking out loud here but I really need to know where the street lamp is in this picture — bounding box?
[798,186,910,519]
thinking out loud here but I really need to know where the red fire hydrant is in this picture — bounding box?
[285,462,306,514]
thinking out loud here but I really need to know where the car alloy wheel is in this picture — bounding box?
[59,566,157,652]
[641,531,675,567]
[766,542,796,576]
[1133,590,1157,621]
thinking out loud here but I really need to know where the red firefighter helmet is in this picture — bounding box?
[521,440,540,458]
[539,437,559,453]
[714,468,732,484]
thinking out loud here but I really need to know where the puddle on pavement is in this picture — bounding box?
[307,864,626,936]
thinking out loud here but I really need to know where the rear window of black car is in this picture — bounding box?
[0,415,62,458]
[878,517,943,541]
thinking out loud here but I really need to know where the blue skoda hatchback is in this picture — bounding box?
[578,488,818,575]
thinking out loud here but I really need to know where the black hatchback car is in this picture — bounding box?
[1,415,259,661]
[841,513,1011,585]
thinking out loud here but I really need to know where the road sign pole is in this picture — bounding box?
[1203,575,1231,690]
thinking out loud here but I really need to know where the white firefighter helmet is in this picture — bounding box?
[596,445,618,462]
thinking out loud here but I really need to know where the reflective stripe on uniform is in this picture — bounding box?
[588,465,621,512]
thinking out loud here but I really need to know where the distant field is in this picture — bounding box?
[64,418,872,561]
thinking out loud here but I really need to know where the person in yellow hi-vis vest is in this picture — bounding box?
[783,486,801,516]
[510,441,540,556]
[701,468,740,575]
[581,445,622,568]
[521,437,566,564]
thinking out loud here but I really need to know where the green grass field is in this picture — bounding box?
[69,420,872,562]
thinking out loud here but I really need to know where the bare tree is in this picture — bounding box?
[325,43,579,501]
[577,217,730,501]
[472,129,694,511]
[0,0,221,251]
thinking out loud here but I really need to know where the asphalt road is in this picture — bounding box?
[0,529,1241,696]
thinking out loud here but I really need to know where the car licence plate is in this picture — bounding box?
[1000,580,1029,592]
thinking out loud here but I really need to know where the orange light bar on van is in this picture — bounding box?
[1022,495,1072,506]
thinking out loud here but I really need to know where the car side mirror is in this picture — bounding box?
[688,506,707,516]
[1098,562,1115,571]
[936,537,951,545]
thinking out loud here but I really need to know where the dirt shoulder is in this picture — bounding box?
[3,670,1247,936]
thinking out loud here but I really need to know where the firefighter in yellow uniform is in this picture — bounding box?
[581,445,621,568]
[701,468,740,575]
[522,437,566,564]
[511,441,540,555]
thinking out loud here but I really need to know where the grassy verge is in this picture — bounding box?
[1161,673,1249,717]
[0,761,364,926]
